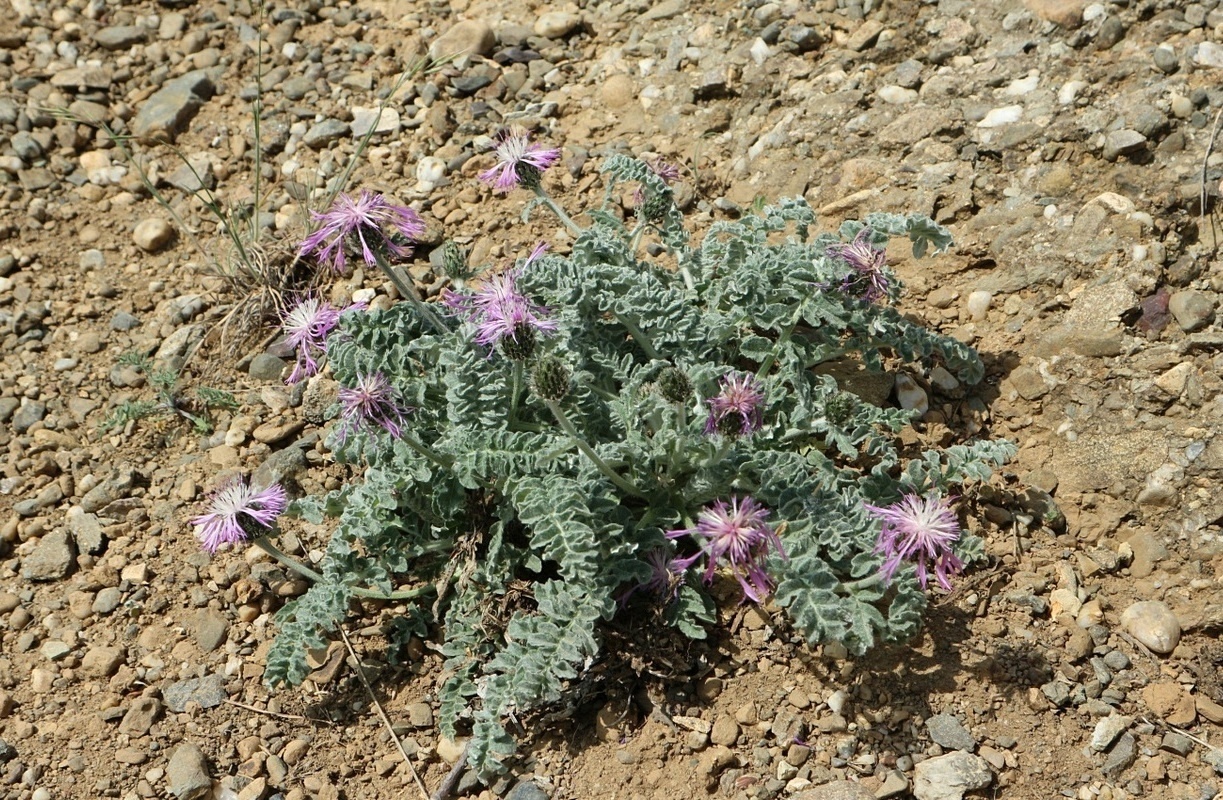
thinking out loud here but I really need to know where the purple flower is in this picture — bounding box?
[338,372,410,442]
[300,190,425,273]
[825,227,891,303]
[705,372,765,437]
[632,156,681,206]
[190,477,288,553]
[620,548,700,605]
[865,493,963,591]
[479,127,561,193]
[667,496,787,603]
[443,248,557,359]
[281,297,363,384]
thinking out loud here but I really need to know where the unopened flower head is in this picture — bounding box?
[825,227,891,303]
[190,477,288,553]
[282,297,364,384]
[865,493,963,591]
[667,496,786,603]
[479,127,561,193]
[444,249,557,358]
[299,190,425,273]
[705,372,765,437]
[337,371,410,442]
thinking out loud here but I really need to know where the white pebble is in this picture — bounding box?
[1082,3,1107,22]
[415,156,446,190]
[826,689,849,715]
[928,365,960,393]
[1131,244,1148,262]
[1120,600,1181,655]
[878,85,917,104]
[1002,70,1039,96]
[894,373,929,415]
[1058,80,1087,105]
[750,38,770,65]
[352,288,377,305]
[966,290,993,321]
[977,105,1023,128]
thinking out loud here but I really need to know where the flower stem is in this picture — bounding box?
[252,536,434,601]
[510,360,523,423]
[545,399,645,498]
[533,187,582,236]
[400,430,453,470]
[754,315,799,381]
[613,312,662,360]
[840,572,885,594]
[373,251,448,335]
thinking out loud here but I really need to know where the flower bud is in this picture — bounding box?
[499,321,537,361]
[532,355,571,401]
[657,367,692,404]
[440,240,469,279]
[824,392,855,426]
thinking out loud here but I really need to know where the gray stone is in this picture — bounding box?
[11,132,42,161]
[164,673,226,712]
[11,401,46,433]
[18,168,58,191]
[119,696,163,736]
[51,66,113,90]
[0,740,14,763]
[166,743,211,800]
[194,610,228,652]
[1101,731,1136,779]
[505,782,549,800]
[131,71,214,144]
[912,751,993,800]
[1168,289,1215,332]
[1102,129,1146,161]
[281,76,313,101]
[155,324,205,373]
[0,397,18,423]
[407,702,434,728]
[302,119,349,149]
[791,784,876,800]
[92,587,122,614]
[166,154,215,194]
[1090,714,1131,752]
[1160,731,1193,756]
[94,25,147,50]
[249,353,286,381]
[111,312,141,331]
[926,713,976,751]
[252,446,309,489]
[1120,600,1181,654]
[67,510,106,555]
[534,11,581,39]
[21,530,76,581]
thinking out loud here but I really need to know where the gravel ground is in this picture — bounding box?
[3,0,1223,798]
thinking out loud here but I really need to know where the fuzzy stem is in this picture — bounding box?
[533,187,583,236]
[545,400,645,498]
[754,315,799,381]
[252,536,434,600]
[613,312,662,361]
[372,251,449,335]
[399,430,454,470]
[510,360,523,423]
[840,572,885,593]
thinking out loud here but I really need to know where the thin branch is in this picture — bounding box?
[337,626,431,800]
[222,698,329,725]
[1200,106,1223,256]
[429,744,469,800]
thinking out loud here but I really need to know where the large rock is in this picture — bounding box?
[429,20,495,64]
[166,743,212,800]
[131,71,215,143]
[21,530,76,581]
[913,751,993,800]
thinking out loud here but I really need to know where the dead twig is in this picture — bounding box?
[1199,106,1223,254]
[337,626,431,800]
[429,744,469,800]
[222,698,331,725]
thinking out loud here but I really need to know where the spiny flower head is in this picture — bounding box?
[337,371,410,442]
[633,156,681,217]
[479,127,561,193]
[667,496,786,603]
[865,493,963,591]
[190,477,288,553]
[705,372,765,437]
[281,297,363,384]
[825,226,891,303]
[299,190,425,273]
[444,245,557,358]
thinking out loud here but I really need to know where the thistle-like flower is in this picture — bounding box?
[865,493,963,591]
[532,355,571,401]
[479,127,561,193]
[190,477,288,553]
[704,372,765,437]
[444,248,557,359]
[619,548,700,605]
[281,297,361,384]
[668,496,786,603]
[633,157,681,219]
[299,190,425,273]
[337,372,410,442]
[825,227,891,303]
